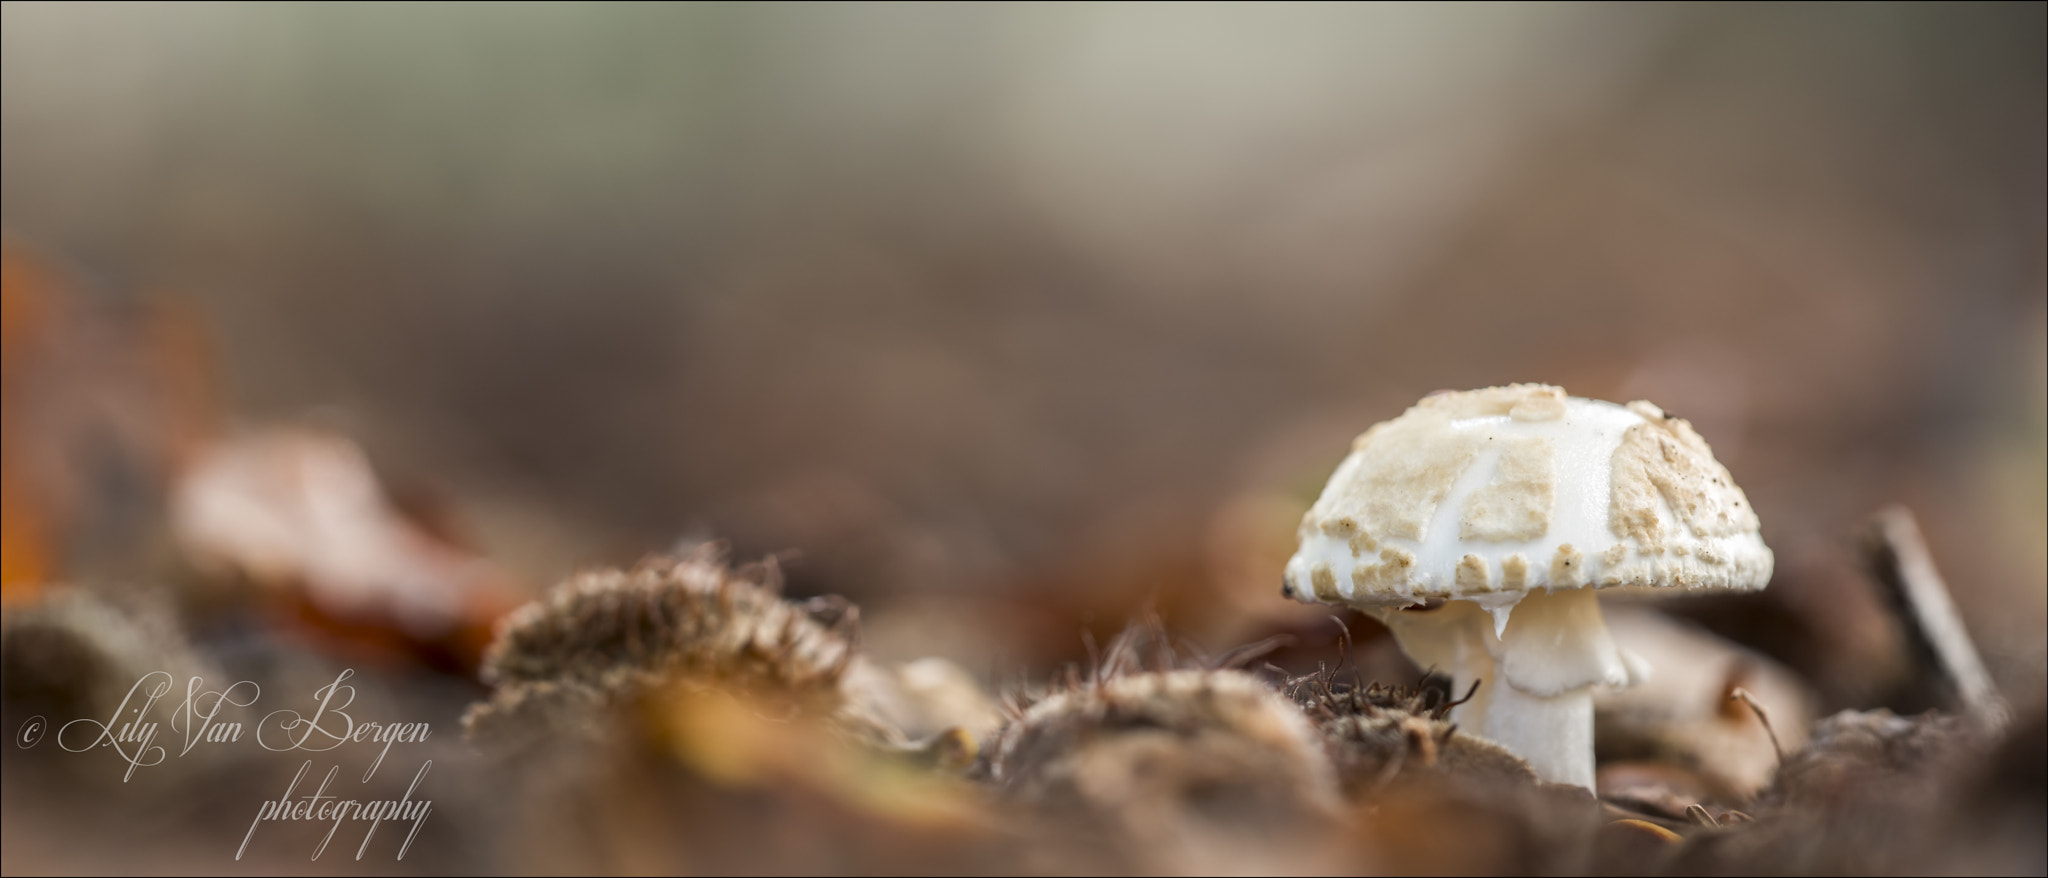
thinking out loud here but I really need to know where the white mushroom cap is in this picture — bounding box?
[1283,383,1771,621]
[1280,384,1773,788]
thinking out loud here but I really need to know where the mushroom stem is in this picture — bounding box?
[1371,600,1499,727]
[1376,587,1628,789]
[1476,681,1595,788]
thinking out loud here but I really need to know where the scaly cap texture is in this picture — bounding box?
[1284,384,1771,611]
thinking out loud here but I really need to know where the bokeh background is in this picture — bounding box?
[2,2,2043,873]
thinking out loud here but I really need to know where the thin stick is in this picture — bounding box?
[1211,634,1294,671]
[1685,803,1719,828]
[1329,615,1354,680]
[1437,678,1483,718]
[1728,686,1784,765]
[1859,505,2006,726]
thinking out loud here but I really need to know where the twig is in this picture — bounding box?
[1728,686,1784,765]
[1211,634,1294,671]
[1438,678,1483,718]
[1859,505,2007,727]
[1685,803,1719,828]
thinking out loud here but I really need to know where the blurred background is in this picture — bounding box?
[2,2,2043,873]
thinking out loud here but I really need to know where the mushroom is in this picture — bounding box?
[1281,384,1771,788]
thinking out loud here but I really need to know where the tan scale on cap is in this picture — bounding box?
[1283,384,1770,618]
